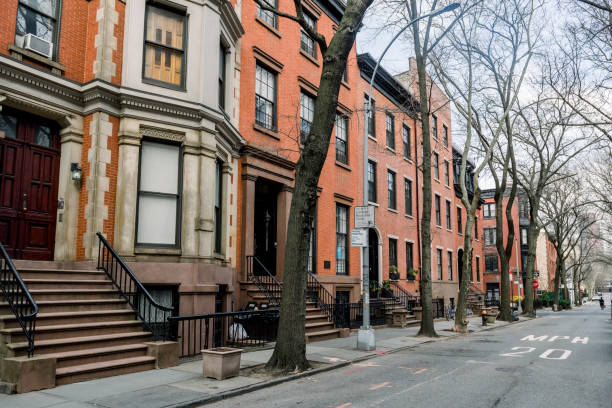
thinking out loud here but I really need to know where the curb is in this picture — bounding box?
[169,316,537,407]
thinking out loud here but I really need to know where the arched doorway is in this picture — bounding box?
[368,228,379,293]
[457,249,464,284]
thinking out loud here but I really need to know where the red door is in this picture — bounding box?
[0,109,60,260]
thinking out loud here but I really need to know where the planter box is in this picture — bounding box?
[392,310,409,328]
[201,347,243,380]
[486,314,496,324]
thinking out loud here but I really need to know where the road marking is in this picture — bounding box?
[500,346,536,357]
[342,367,365,375]
[539,349,572,360]
[522,335,548,341]
[398,367,428,374]
[571,336,589,344]
[466,360,494,364]
[374,349,387,355]
[324,357,347,363]
[548,336,570,342]
[353,362,381,367]
[334,403,352,408]
[370,382,391,390]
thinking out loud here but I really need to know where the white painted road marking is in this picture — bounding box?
[539,349,572,360]
[500,347,536,357]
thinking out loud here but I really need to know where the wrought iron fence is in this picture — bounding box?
[246,256,282,306]
[334,301,388,329]
[390,281,420,311]
[96,232,174,341]
[307,272,338,323]
[0,242,37,357]
[168,310,279,358]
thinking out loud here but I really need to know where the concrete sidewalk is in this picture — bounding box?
[0,315,530,408]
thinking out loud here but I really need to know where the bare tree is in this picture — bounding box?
[428,0,537,331]
[255,0,375,372]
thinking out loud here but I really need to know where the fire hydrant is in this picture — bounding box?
[481,309,487,326]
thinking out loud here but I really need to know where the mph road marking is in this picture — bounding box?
[498,334,588,360]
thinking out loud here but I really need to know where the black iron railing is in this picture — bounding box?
[334,301,388,329]
[246,256,282,306]
[307,272,338,324]
[484,299,501,308]
[96,232,174,340]
[0,243,37,357]
[168,310,279,358]
[390,281,420,311]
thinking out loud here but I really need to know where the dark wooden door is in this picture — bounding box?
[0,110,59,260]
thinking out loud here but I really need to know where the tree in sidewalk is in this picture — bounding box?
[255,0,375,372]
[428,0,538,331]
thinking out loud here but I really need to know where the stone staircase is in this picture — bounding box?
[0,261,156,387]
[381,298,420,327]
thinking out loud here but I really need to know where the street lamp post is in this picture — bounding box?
[357,2,460,351]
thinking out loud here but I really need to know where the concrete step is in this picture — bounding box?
[7,331,152,357]
[15,269,108,281]
[0,310,136,329]
[0,299,129,315]
[306,329,340,343]
[28,289,120,301]
[1,320,143,343]
[51,344,150,369]
[55,355,156,386]
[20,279,115,290]
[305,321,335,334]
[305,314,330,324]
[12,260,97,271]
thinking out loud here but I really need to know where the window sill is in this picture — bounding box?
[385,146,396,154]
[368,135,377,143]
[255,16,282,38]
[435,225,442,229]
[446,228,453,233]
[434,177,441,183]
[405,214,414,219]
[335,161,351,171]
[134,247,182,256]
[403,157,413,164]
[9,44,65,75]
[341,80,351,90]
[253,123,280,140]
[142,77,186,92]
[387,208,398,214]
[300,49,320,67]
[368,201,379,207]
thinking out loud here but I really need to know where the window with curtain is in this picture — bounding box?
[387,170,396,210]
[336,205,348,275]
[404,178,412,216]
[300,92,315,143]
[300,12,317,58]
[137,141,181,246]
[368,161,377,203]
[386,113,395,149]
[143,5,186,87]
[335,114,348,164]
[257,0,277,28]
[255,63,276,130]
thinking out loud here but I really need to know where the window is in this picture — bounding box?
[432,115,438,139]
[365,97,375,137]
[336,205,349,275]
[444,161,450,186]
[485,254,498,272]
[474,217,478,240]
[406,242,414,271]
[443,124,448,148]
[257,0,277,28]
[16,0,60,59]
[445,200,451,229]
[386,113,395,149]
[448,251,453,281]
[519,200,529,218]
[484,228,496,246]
[389,238,397,271]
[387,170,396,210]
[521,228,528,245]
[433,152,440,180]
[435,195,441,226]
[255,63,276,130]
[436,249,443,280]
[335,114,348,164]
[137,141,181,247]
[214,160,223,253]
[143,5,186,88]
[483,203,495,218]
[476,256,480,282]
[300,92,315,143]
[457,207,462,233]
[402,125,411,159]
[404,179,412,216]
[219,44,227,110]
[300,12,317,58]
[368,161,377,203]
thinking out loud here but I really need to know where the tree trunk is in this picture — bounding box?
[495,187,516,322]
[455,205,476,333]
[522,213,539,317]
[266,1,373,372]
[553,252,562,310]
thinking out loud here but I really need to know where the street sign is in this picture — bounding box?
[533,281,539,289]
[350,229,368,247]
[354,206,375,228]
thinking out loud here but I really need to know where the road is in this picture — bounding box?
[207,294,612,408]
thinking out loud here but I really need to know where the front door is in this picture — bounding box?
[0,109,60,260]
[368,228,378,295]
[253,180,278,275]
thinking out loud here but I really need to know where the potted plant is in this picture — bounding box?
[201,347,243,380]
[407,268,418,281]
[369,280,381,298]
[389,265,400,281]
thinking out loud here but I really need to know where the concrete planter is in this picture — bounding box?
[201,347,243,380]
[412,306,423,321]
[486,314,496,324]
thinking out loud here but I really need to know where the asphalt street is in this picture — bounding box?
[206,294,612,408]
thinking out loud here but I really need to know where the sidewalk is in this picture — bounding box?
[0,315,531,408]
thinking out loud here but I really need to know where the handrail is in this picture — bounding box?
[307,272,337,324]
[390,281,420,311]
[245,255,282,306]
[0,242,38,357]
[96,232,174,340]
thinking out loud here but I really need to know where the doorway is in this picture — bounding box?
[457,249,464,284]
[253,180,279,275]
[0,109,60,260]
[368,228,379,295]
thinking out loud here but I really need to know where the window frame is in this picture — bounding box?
[335,204,349,275]
[254,62,277,131]
[300,91,315,143]
[443,124,448,147]
[447,251,453,281]
[484,227,496,246]
[214,159,224,254]
[135,139,183,249]
[218,43,227,110]
[402,125,411,159]
[368,160,377,203]
[365,96,375,138]
[387,169,396,210]
[299,11,317,59]
[404,178,412,216]
[457,207,462,233]
[335,113,348,164]
[385,112,395,149]
[435,195,441,226]
[476,256,480,282]
[256,0,278,28]
[142,4,188,90]
[445,199,452,230]
[483,203,496,218]
[436,248,443,280]
[432,114,438,139]
[485,253,499,272]
[406,241,414,272]
[433,152,440,180]
[444,160,450,186]
[389,238,398,271]
[15,0,62,61]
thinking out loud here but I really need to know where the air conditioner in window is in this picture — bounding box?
[23,33,53,59]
